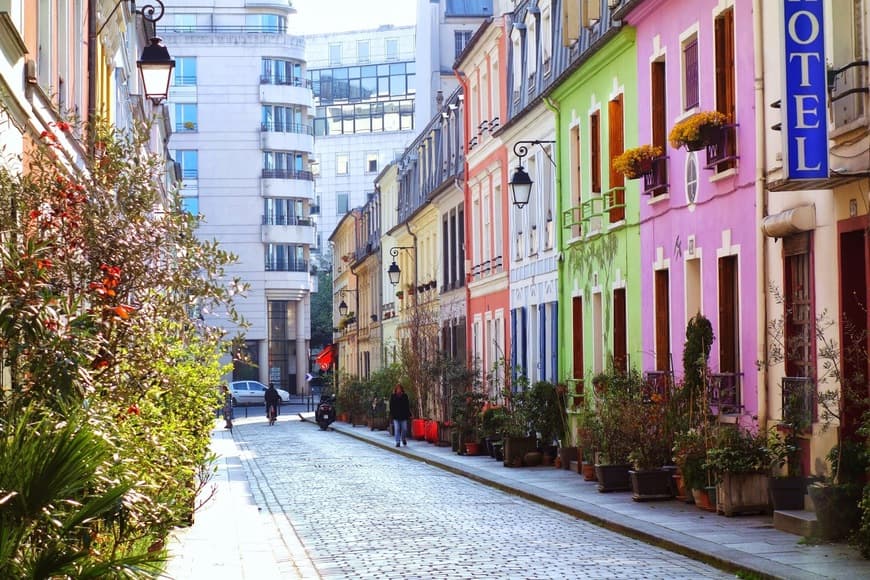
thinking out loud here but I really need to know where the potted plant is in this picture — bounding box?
[526,381,568,462]
[704,425,773,516]
[501,389,536,467]
[767,386,810,511]
[673,428,709,504]
[627,392,675,501]
[451,389,486,455]
[593,369,643,492]
[611,144,663,179]
[668,110,728,151]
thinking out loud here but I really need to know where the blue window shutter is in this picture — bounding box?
[510,309,517,382]
[521,307,527,380]
[539,303,546,382]
[551,301,559,381]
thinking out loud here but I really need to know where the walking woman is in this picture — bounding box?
[389,383,411,447]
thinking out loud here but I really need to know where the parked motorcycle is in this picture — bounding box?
[315,394,336,430]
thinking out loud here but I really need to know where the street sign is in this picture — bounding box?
[305,373,314,382]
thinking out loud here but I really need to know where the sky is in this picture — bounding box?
[290,0,417,35]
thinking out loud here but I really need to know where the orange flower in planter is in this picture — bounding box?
[668,111,728,150]
[612,145,664,179]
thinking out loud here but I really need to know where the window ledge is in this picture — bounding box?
[647,193,670,206]
[673,107,700,124]
[709,167,738,183]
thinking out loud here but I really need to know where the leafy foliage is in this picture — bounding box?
[0,118,241,574]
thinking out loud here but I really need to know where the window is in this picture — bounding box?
[682,35,699,110]
[172,14,196,32]
[262,105,306,133]
[336,154,349,175]
[608,95,624,223]
[455,30,473,59]
[714,8,736,171]
[173,57,196,86]
[571,296,584,380]
[386,38,399,61]
[265,245,306,271]
[245,13,286,33]
[511,32,522,95]
[262,151,305,178]
[181,196,198,215]
[264,198,303,225]
[650,58,668,196]
[175,103,197,132]
[718,254,739,374]
[590,111,601,194]
[526,16,537,78]
[357,40,370,63]
[175,149,198,179]
[654,269,670,372]
[365,152,378,173]
[329,43,342,65]
[784,234,812,378]
[261,58,304,86]
[336,192,349,214]
[613,288,627,374]
[541,4,552,66]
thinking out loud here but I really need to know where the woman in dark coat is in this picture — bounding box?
[389,384,411,447]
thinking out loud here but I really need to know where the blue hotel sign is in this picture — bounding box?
[782,0,828,180]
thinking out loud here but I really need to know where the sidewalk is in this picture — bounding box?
[319,416,870,580]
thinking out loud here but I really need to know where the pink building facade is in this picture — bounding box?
[625,0,760,423]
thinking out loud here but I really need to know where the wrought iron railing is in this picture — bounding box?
[260,121,314,135]
[260,169,314,181]
[642,156,668,196]
[704,124,738,170]
[708,372,743,415]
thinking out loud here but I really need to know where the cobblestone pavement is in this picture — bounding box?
[231,415,734,579]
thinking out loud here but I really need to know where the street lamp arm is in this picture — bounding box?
[512,140,557,167]
[97,0,166,37]
[389,246,415,260]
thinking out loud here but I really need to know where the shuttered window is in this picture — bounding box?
[683,38,699,110]
[608,96,624,223]
[613,288,627,374]
[572,296,584,380]
[655,269,670,372]
[651,60,668,195]
[715,8,736,170]
[590,111,601,194]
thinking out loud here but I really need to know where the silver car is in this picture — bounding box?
[228,380,290,406]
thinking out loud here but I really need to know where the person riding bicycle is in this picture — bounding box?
[264,382,281,424]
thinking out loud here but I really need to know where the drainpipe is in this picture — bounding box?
[753,0,768,429]
[543,95,563,382]
[87,0,97,123]
[404,222,418,291]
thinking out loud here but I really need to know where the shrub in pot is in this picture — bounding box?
[704,425,773,516]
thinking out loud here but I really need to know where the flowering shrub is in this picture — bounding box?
[611,144,663,179]
[668,110,728,149]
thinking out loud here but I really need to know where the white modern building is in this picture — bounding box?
[305,24,417,263]
[163,0,316,395]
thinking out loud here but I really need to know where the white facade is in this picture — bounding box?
[163,0,315,395]
[305,25,417,261]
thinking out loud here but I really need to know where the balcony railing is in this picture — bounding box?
[260,121,314,135]
[261,169,314,181]
[708,372,743,415]
[264,259,309,272]
[704,124,738,170]
[642,156,668,196]
[259,75,311,88]
[172,76,197,86]
[261,215,313,226]
[643,370,673,403]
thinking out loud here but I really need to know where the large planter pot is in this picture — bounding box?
[411,418,426,440]
[464,441,482,456]
[716,472,769,516]
[437,423,454,447]
[581,461,597,481]
[424,419,439,443]
[768,476,806,511]
[595,464,632,493]
[629,469,674,502]
[503,435,538,467]
[673,473,691,503]
[559,446,579,471]
[807,483,862,541]
[692,488,716,511]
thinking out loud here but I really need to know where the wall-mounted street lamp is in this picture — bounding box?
[386,246,415,286]
[96,1,175,105]
[508,140,556,208]
[338,288,357,317]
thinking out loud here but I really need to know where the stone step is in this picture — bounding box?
[773,509,817,536]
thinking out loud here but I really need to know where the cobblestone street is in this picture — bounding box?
[215,414,733,579]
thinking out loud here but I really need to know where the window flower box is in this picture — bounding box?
[612,144,663,179]
[668,111,728,151]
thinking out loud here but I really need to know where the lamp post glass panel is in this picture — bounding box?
[138,37,175,104]
[386,246,414,286]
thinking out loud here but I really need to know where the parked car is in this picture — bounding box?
[228,380,290,406]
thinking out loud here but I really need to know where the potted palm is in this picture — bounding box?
[668,110,727,151]
[612,144,663,179]
[594,369,643,492]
